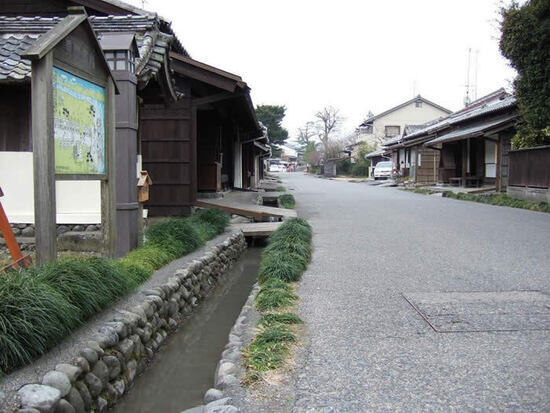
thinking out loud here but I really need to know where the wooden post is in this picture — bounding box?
[102,77,117,258]
[495,138,501,192]
[32,52,57,264]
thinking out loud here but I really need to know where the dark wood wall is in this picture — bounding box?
[140,99,195,216]
[0,85,31,151]
[415,146,440,184]
[197,110,221,192]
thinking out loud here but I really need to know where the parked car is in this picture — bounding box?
[269,163,285,172]
[373,161,393,180]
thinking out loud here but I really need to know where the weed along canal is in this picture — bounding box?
[109,247,262,413]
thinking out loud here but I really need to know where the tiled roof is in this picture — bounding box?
[90,15,172,83]
[359,95,452,127]
[0,14,180,85]
[401,93,516,143]
[0,33,37,81]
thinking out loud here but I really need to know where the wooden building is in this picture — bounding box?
[383,89,517,191]
[0,0,266,256]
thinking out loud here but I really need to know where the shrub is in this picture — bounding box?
[278,194,295,209]
[336,159,352,175]
[351,163,370,177]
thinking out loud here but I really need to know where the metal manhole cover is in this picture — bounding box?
[402,290,550,333]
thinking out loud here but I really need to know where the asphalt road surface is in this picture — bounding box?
[268,173,550,412]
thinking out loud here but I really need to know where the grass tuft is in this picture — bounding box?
[258,313,303,328]
[0,272,81,374]
[255,284,298,311]
[278,194,295,209]
[442,192,550,213]
[0,208,229,375]
[244,216,312,385]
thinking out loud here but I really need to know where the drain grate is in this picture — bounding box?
[403,290,550,333]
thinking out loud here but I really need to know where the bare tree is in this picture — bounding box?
[315,106,342,157]
[296,121,316,150]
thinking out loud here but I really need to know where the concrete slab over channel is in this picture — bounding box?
[403,290,550,333]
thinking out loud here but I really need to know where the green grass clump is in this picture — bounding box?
[255,283,298,311]
[32,257,132,320]
[254,325,296,345]
[258,313,303,328]
[257,218,312,283]
[192,208,230,233]
[443,192,550,213]
[244,217,312,384]
[243,325,297,379]
[276,186,286,192]
[278,194,295,209]
[0,272,80,374]
[0,208,230,375]
[243,340,289,374]
[258,251,306,283]
[146,218,203,253]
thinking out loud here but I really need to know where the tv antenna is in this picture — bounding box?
[464,48,479,106]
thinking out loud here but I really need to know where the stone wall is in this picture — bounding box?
[508,186,550,203]
[0,224,102,254]
[14,232,247,413]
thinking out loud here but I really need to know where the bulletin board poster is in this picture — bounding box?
[52,67,106,175]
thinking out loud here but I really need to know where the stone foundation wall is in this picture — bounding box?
[507,185,550,203]
[14,232,247,413]
[0,224,103,254]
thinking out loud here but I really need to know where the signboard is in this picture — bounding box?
[52,67,106,175]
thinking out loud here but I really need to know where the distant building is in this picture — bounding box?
[356,95,452,147]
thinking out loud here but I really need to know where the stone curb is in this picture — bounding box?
[15,232,248,413]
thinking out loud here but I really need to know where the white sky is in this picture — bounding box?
[129,0,516,140]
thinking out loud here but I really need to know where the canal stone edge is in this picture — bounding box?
[14,231,247,413]
[182,281,261,413]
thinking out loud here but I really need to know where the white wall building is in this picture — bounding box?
[356,95,452,147]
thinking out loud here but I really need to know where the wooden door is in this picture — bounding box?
[140,100,195,216]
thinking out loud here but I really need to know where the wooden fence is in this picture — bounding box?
[508,145,550,188]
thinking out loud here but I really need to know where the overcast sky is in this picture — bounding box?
[129,0,516,140]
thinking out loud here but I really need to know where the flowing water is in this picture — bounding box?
[109,247,262,413]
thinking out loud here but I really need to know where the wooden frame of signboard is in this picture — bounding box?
[22,7,117,263]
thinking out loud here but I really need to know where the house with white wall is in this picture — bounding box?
[355,95,452,147]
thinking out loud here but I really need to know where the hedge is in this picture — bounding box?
[0,208,229,375]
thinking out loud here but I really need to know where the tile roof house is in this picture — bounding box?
[381,89,517,189]
[0,0,266,259]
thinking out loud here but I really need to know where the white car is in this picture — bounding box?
[269,164,285,172]
[373,161,393,180]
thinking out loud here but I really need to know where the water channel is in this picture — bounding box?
[109,246,262,413]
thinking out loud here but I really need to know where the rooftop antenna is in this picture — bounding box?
[413,80,417,97]
[464,48,472,107]
[473,49,479,100]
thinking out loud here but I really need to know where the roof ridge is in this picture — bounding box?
[359,95,451,126]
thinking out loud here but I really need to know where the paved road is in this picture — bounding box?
[261,173,550,412]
